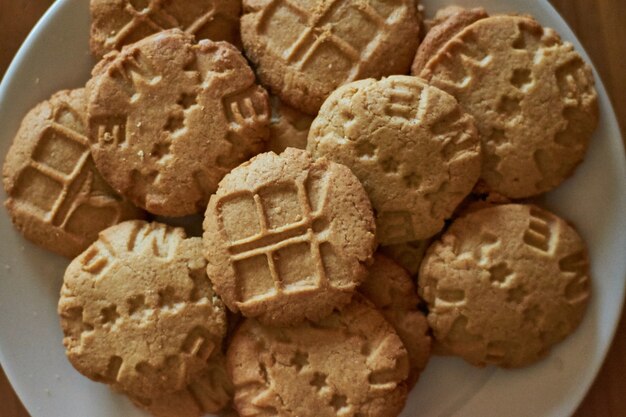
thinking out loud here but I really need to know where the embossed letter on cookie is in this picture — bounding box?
[58,221,227,400]
[88,29,270,216]
[203,148,376,325]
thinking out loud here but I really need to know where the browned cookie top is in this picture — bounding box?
[227,298,409,417]
[203,148,376,326]
[88,30,270,216]
[241,0,421,114]
[2,88,143,258]
[419,204,591,368]
[59,221,227,400]
[416,15,598,198]
[90,0,242,58]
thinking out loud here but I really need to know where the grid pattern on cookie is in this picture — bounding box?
[216,171,345,304]
[258,0,411,82]
[12,103,123,235]
[103,0,234,52]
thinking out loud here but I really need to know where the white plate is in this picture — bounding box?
[0,0,625,416]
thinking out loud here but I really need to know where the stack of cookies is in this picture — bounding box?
[2,1,598,416]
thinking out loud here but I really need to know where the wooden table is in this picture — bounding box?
[0,1,624,416]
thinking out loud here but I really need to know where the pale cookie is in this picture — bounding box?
[58,221,227,399]
[227,298,409,417]
[308,76,481,244]
[267,96,314,154]
[241,0,421,115]
[415,15,599,199]
[90,0,242,58]
[2,88,143,258]
[131,351,233,417]
[379,239,431,277]
[88,29,270,217]
[203,148,376,326]
[359,254,431,387]
[419,204,591,368]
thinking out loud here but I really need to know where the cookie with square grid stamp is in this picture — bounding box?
[241,0,421,115]
[308,76,481,245]
[418,204,591,368]
[415,14,598,199]
[226,297,409,417]
[266,95,314,154]
[359,253,431,388]
[130,350,233,417]
[2,89,143,258]
[58,220,227,400]
[203,148,376,326]
[90,0,242,58]
[88,30,270,217]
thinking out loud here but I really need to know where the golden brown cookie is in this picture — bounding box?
[241,0,421,115]
[90,0,242,58]
[227,298,409,417]
[415,15,598,199]
[359,254,431,387]
[87,30,270,216]
[413,7,488,73]
[308,76,481,244]
[203,148,376,326]
[379,240,431,277]
[419,204,591,368]
[131,351,233,417]
[267,96,314,154]
[2,88,143,258]
[58,220,227,399]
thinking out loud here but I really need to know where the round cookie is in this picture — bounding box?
[58,220,227,399]
[2,88,143,258]
[359,254,431,387]
[227,298,409,417]
[419,204,591,368]
[379,239,431,277]
[308,76,481,244]
[415,15,598,199]
[241,0,421,115]
[87,29,270,217]
[90,0,242,58]
[131,351,233,417]
[203,148,376,325]
[267,96,314,154]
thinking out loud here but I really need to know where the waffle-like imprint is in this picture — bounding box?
[90,0,242,58]
[2,88,143,258]
[241,0,421,114]
[203,148,376,325]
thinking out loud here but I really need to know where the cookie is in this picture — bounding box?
[308,76,481,244]
[267,96,314,154]
[227,297,409,417]
[87,30,270,216]
[2,88,143,258]
[203,148,376,325]
[241,0,421,114]
[419,204,591,368]
[413,7,488,73]
[58,220,227,399]
[414,15,599,199]
[90,0,242,58]
[131,351,233,417]
[379,240,431,277]
[359,254,431,387]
